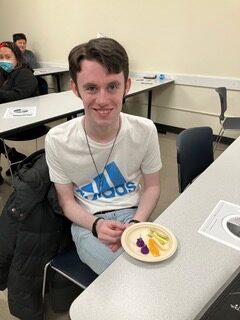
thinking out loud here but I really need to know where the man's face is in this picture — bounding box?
[15,39,27,53]
[71,59,130,127]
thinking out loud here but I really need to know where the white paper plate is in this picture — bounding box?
[121,222,177,262]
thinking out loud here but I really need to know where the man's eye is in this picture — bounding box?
[86,86,97,93]
[107,83,119,92]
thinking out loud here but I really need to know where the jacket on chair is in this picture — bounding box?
[0,149,66,320]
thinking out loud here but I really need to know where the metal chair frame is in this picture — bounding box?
[42,245,98,301]
[215,87,240,151]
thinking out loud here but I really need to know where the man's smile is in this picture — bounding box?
[94,108,112,114]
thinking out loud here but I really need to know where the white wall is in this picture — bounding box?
[1,0,240,137]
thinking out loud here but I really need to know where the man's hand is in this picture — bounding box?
[96,219,127,252]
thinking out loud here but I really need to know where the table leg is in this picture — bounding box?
[55,74,61,92]
[147,90,152,119]
[147,90,166,133]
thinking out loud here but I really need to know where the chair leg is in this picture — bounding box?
[42,261,52,320]
[42,261,51,300]
[177,164,182,193]
[2,140,15,188]
[214,128,224,153]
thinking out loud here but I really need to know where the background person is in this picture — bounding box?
[0,41,38,102]
[13,33,39,69]
[0,41,38,182]
[45,38,162,274]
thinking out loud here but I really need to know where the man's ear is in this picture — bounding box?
[124,78,131,95]
[70,79,81,98]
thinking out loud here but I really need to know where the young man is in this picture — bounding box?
[13,33,39,68]
[45,38,162,274]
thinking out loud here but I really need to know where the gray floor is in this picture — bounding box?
[0,131,227,320]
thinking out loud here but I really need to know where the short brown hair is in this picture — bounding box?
[13,33,27,42]
[68,38,129,85]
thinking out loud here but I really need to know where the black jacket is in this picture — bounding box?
[0,150,67,320]
[0,66,38,103]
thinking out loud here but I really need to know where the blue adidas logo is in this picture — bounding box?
[75,162,136,201]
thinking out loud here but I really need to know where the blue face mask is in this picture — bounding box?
[0,60,14,73]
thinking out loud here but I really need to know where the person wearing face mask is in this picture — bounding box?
[0,41,38,103]
[0,41,39,184]
[13,33,39,69]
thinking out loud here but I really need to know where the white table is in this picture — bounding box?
[34,66,69,92]
[0,91,83,138]
[127,78,173,119]
[70,137,240,320]
[0,78,173,138]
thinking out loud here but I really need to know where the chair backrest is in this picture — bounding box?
[215,87,227,123]
[176,126,214,193]
[37,77,48,95]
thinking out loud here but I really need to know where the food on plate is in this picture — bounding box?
[141,245,149,254]
[134,225,173,257]
[148,229,169,246]
[148,238,160,257]
[136,237,145,247]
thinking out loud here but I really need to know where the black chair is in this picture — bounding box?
[215,87,240,150]
[37,77,48,95]
[42,244,98,300]
[176,126,214,193]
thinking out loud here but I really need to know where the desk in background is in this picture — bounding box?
[33,71,173,114]
[0,78,171,138]
[0,91,83,139]
[70,137,240,320]
[34,66,69,92]
[127,78,173,119]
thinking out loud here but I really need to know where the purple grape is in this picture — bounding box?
[141,245,149,254]
[136,237,145,247]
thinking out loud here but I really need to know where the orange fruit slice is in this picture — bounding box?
[148,238,160,257]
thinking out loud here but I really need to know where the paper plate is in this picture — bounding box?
[121,222,177,262]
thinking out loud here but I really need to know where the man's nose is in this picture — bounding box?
[96,89,108,106]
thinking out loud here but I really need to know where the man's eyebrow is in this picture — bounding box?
[82,80,121,88]
[107,80,121,86]
[82,82,96,88]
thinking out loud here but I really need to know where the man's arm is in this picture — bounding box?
[55,182,127,251]
[55,182,96,230]
[131,171,161,222]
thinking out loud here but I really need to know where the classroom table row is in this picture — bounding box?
[0,77,173,138]
[33,66,174,100]
[70,137,240,320]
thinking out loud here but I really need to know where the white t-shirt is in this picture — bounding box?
[45,113,162,214]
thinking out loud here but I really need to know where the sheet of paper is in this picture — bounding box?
[3,106,36,118]
[198,200,240,251]
[34,69,50,75]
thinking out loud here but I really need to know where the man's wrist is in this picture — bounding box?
[129,219,140,224]
[92,217,104,238]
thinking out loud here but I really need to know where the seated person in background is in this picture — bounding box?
[45,37,162,275]
[0,41,38,103]
[0,41,38,183]
[13,33,39,69]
